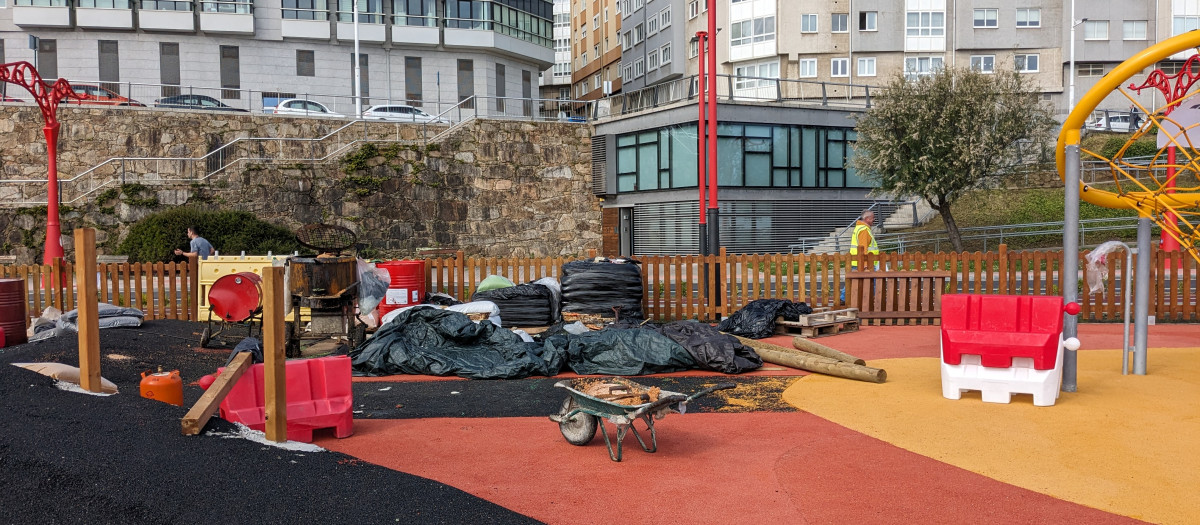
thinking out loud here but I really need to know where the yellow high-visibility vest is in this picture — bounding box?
[849,222,878,268]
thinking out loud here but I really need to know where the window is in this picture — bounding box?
[1015,8,1040,28]
[604,7,608,21]
[98,40,119,94]
[633,23,644,44]
[799,58,816,78]
[648,14,658,35]
[660,42,672,65]
[660,6,671,29]
[350,53,369,101]
[688,0,698,19]
[1175,15,1200,35]
[160,43,180,97]
[405,56,422,104]
[689,38,698,58]
[857,57,875,77]
[831,13,848,32]
[632,57,645,78]
[831,58,848,77]
[594,45,599,61]
[522,70,532,117]
[859,11,876,31]
[457,59,474,107]
[1124,20,1147,41]
[1084,20,1109,40]
[1078,63,1104,77]
[285,0,329,21]
[36,39,57,80]
[580,51,587,67]
[593,14,598,29]
[647,49,659,70]
[973,9,997,28]
[1015,54,1039,73]
[970,55,994,73]
[731,16,775,47]
[801,14,817,33]
[295,50,315,77]
[904,56,943,79]
[733,60,779,89]
[495,63,505,111]
[621,31,632,51]
[219,45,240,99]
[593,73,600,90]
[906,11,945,36]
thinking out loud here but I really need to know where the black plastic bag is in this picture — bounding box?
[541,327,696,375]
[560,260,644,318]
[471,283,557,327]
[649,320,762,374]
[716,299,813,339]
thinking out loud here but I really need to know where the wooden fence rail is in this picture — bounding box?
[3,246,1195,326]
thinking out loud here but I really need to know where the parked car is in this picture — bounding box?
[154,94,248,112]
[271,99,344,118]
[361,104,448,123]
[67,84,145,107]
[1089,114,1136,132]
[0,94,23,103]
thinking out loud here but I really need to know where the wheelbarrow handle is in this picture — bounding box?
[686,382,736,403]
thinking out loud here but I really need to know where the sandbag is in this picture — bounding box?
[471,284,556,327]
[560,260,644,319]
[716,299,813,339]
[11,362,119,394]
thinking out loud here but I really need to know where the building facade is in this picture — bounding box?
[571,0,622,100]
[538,0,573,104]
[1,0,554,115]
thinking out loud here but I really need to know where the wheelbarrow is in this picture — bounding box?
[548,378,736,462]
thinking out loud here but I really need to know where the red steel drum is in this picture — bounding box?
[376,260,426,317]
[0,278,27,347]
[208,272,263,322]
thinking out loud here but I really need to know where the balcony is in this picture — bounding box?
[444,23,553,67]
[336,22,386,42]
[77,7,134,29]
[140,0,196,31]
[12,0,71,27]
[199,1,254,34]
[282,19,332,40]
[391,17,439,45]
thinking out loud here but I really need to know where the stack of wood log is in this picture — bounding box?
[728,334,887,383]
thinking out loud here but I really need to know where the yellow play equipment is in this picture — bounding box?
[1057,30,1200,264]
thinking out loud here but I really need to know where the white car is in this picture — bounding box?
[272,99,345,118]
[361,104,448,123]
[1089,114,1136,132]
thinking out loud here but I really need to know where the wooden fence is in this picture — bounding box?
[3,245,1196,326]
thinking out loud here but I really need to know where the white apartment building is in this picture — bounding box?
[0,0,555,114]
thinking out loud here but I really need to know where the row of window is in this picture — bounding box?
[619,6,672,52]
[619,42,672,82]
[615,123,866,193]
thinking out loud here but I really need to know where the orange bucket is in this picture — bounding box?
[140,368,183,406]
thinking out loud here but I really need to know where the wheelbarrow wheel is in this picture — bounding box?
[199,327,212,348]
[558,397,597,446]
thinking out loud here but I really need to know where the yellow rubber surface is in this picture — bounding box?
[784,348,1200,525]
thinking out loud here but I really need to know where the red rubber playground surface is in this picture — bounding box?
[317,324,1198,524]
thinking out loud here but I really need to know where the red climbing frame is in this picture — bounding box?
[0,61,80,263]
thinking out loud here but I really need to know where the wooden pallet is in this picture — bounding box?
[774,308,861,338]
[775,308,859,327]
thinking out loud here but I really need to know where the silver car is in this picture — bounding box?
[1089,114,1135,132]
[362,104,448,123]
[272,98,345,118]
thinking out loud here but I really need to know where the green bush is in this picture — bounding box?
[1099,136,1158,159]
[117,207,304,262]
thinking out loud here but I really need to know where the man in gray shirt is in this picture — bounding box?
[174,226,214,259]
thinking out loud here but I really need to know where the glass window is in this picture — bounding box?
[297,50,315,76]
[973,9,997,28]
[1084,20,1109,40]
[1015,8,1040,28]
[859,11,876,31]
[831,13,848,33]
[857,57,875,77]
[904,56,943,79]
[801,13,817,33]
[906,11,945,36]
[799,59,817,78]
[831,58,848,77]
[1015,54,1039,73]
[970,55,994,73]
[284,0,328,20]
[1078,63,1104,77]
[1175,15,1200,35]
[1124,20,1147,40]
[660,42,672,65]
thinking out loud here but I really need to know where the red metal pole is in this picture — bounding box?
[697,31,707,226]
[706,1,719,248]
[1162,145,1180,254]
[43,123,63,263]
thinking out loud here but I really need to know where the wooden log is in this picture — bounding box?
[181,352,253,435]
[261,266,288,443]
[791,337,867,365]
[74,228,102,393]
[731,335,886,383]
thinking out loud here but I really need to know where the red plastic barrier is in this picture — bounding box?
[940,294,1066,370]
[203,355,354,442]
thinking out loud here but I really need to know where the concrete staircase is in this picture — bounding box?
[882,198,936,232]
[801,199,936,255]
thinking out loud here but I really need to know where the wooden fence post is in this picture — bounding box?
[261,265,288,443]
[188,255,199,320]
[997,244,1008,294]
[74,228,102,393]
[718,247,728,318]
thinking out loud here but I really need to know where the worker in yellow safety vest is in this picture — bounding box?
[849,210,878,269]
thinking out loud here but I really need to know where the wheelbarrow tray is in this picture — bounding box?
[549,377,734,461]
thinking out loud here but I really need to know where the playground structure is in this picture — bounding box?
[1056,30,1200,382]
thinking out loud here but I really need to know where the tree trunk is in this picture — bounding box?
[938,204,964,252]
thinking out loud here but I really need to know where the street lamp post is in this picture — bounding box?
[353,0,362,117]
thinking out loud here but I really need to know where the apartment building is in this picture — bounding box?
[0,0,554,114]
[539,0,572,103]
[571,0,622,100]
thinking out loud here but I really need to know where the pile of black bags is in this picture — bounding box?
[560,260,644,320]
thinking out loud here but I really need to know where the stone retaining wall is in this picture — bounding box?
[0,106,600,263]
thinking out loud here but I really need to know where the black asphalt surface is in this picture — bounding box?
[0,320,797,524]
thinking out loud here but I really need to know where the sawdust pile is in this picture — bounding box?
[576,379,662,406]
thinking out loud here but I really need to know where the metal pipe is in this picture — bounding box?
[1062,143,1080,391]
[1134,218,1151,375]
[1122,245,1133,375]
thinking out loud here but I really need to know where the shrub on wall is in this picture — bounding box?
[117,207,302,262]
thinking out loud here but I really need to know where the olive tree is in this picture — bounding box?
[852,66,1055,252]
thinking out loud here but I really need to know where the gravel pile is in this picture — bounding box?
[0,320,539,524]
